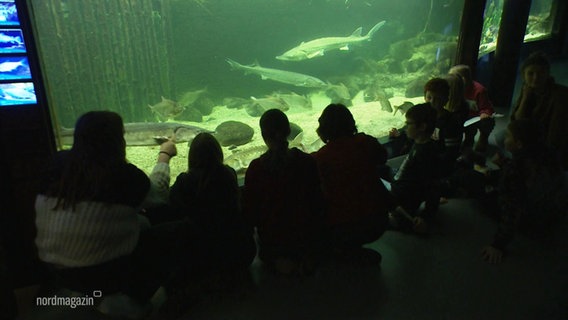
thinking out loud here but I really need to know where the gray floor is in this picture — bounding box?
[21,196,568,320]
[174,198,568,320]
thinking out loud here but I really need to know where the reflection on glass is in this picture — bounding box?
[0,56,31,80]
[0,0,18,26]
[479,0,554,57]
[0,29,26,53]
[0,82,37,106]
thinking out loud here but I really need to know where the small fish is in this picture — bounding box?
[148,96,185,121]
[325,83,351,101]
[177,88,207,108]
[393,101,414,116]
[270,92,312,109]
[250,96,290,112]
[363,83,392,112]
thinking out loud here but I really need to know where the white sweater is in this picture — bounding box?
[35,162,170,268]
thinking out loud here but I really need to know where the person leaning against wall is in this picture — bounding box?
[510,51,568,170]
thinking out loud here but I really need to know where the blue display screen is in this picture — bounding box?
[0,56,30,80]
[0,29,25,53]
[0,0,39,107]
[0,1,19,26]
[0,82,37,106]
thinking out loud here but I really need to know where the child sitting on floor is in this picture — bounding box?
[389,103,442,234]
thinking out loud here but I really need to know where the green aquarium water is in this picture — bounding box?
[479,0,554,57]
[29,0,466,180]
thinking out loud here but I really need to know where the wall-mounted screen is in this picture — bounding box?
[0,82,37,106]
[0,29,25,53]
[0,0,18,26]
[0,56,30,80]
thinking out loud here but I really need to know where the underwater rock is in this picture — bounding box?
[326,83,351,103]
[402,57,427,73]
[245,103,265,117]
[214,121,254,147]
[388,40,414,61]
[148,96,185,121]
[193,96,216,115]
[178,106,203,122]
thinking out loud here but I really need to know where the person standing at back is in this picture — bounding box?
[312,103,392,264]
[243,109,325,275]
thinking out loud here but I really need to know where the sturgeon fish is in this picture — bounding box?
[58,122,212,146]
[276,20,386,61]
[226,58,326,88]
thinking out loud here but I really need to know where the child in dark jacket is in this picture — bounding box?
[243,109,325,275]
[389,103,442,233]
[481,119,568,264]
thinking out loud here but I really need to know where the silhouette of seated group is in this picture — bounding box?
[32,52,568,319]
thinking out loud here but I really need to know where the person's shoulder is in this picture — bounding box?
[473,80,488,91]
[290,147,316,162]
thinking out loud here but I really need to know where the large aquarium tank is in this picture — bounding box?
[27,0,464,179]
[479,0,555,57]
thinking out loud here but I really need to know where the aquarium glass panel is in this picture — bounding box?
[0,82,37,106]
[479,0,554,57]
[28,0,465,178]
[524,0,554,43]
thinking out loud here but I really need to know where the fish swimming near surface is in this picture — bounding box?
[148,96,185,121]
[276,20,386,61]
[226,58,326,88]
[58,122,212,146]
